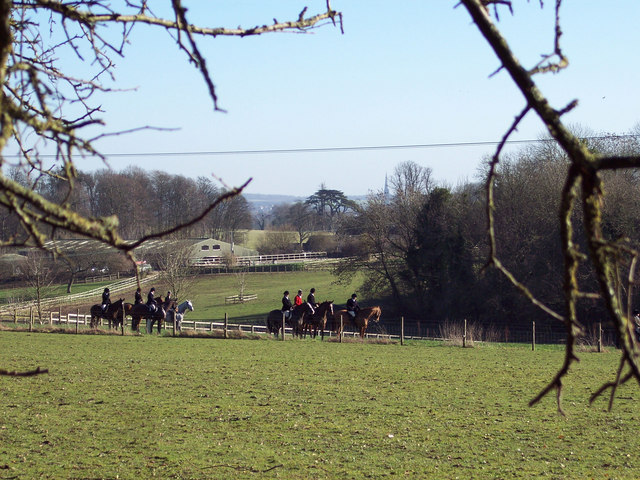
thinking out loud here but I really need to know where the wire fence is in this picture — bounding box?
[0,307,620,348]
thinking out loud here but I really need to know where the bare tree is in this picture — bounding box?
[23,251,54,323]
[286,202,315,249]
[462,0,640,412]
[154,241,196,303]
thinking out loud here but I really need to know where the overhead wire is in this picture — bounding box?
[4,134,639,158]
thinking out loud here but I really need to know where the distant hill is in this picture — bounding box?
[244,193,305,213]
[244,193,366,213]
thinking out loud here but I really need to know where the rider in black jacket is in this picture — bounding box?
[101,288,111,313]
[281,291,292,319]
[346,293,359,319]
[147,287,157,312]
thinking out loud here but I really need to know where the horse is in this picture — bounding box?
[127,295,173,334]
[332,306,382,338]
[265,303,312,338]
[89,299,125,329]
[165,300,194,332]
[302,300,334,339]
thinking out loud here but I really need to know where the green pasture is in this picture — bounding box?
[184,270,365,323]
[2,332,640,479]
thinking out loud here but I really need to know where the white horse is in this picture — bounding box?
[167,300,194,332]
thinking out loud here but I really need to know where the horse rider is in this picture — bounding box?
[294,289,304,307]
[307,287,317,315]
[147,287,157,313]
[166,291,172,303]
[134,287,143,305]
[101,287,111,314]
[281,290,293,320]
[346,293,360,319]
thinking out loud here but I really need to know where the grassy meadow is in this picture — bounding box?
[2,331,640,479]
[183,270,365,323]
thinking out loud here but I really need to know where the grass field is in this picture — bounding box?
[184,270,365,323]
[2,331,640,479]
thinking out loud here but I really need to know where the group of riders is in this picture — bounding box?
[101,286,170,315]
[281,288,360,321]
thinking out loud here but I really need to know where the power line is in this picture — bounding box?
[5,134,639,158]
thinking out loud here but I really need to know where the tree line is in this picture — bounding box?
[335,130,640,333]
[0,167,360,254]
[0,167,253,243]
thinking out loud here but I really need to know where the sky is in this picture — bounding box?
[40,1,640,197]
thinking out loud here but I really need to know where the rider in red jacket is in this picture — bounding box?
[294,289,303,307]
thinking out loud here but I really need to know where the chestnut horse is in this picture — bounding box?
[89,299,125,329]
[332,306,382,338]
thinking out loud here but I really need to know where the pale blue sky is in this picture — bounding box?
[76,2,640,196]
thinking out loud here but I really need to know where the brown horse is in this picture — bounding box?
[89,299,125,329]
[126,295,175,334]
[126,296,175,333]
[303,300,334,339]
[266,303,312,338]
[332,306,382,338]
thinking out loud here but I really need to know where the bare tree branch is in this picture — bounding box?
[461,0,640,410]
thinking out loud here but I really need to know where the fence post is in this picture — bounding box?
[172,312,176,337]
[281,312,286,341]
[401,316,405,346]
[463,319,467,348]
[598,322,602,353]
[76,308,79,334]
[339,315,343,343]
[532,321,536,351]
[58,306,62,325]
[14,310,17,324]
[224,313,228,339]
[29,306,33,332]
[50,311,54,325]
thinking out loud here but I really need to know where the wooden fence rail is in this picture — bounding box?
[0,273,158,316]
[224,294,258,304]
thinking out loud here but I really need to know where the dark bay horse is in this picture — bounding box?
[127,296,173,333]
[332,306,382,338]
[266,303,312,338]
[89,299,125,329]
[303,300,334,339]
